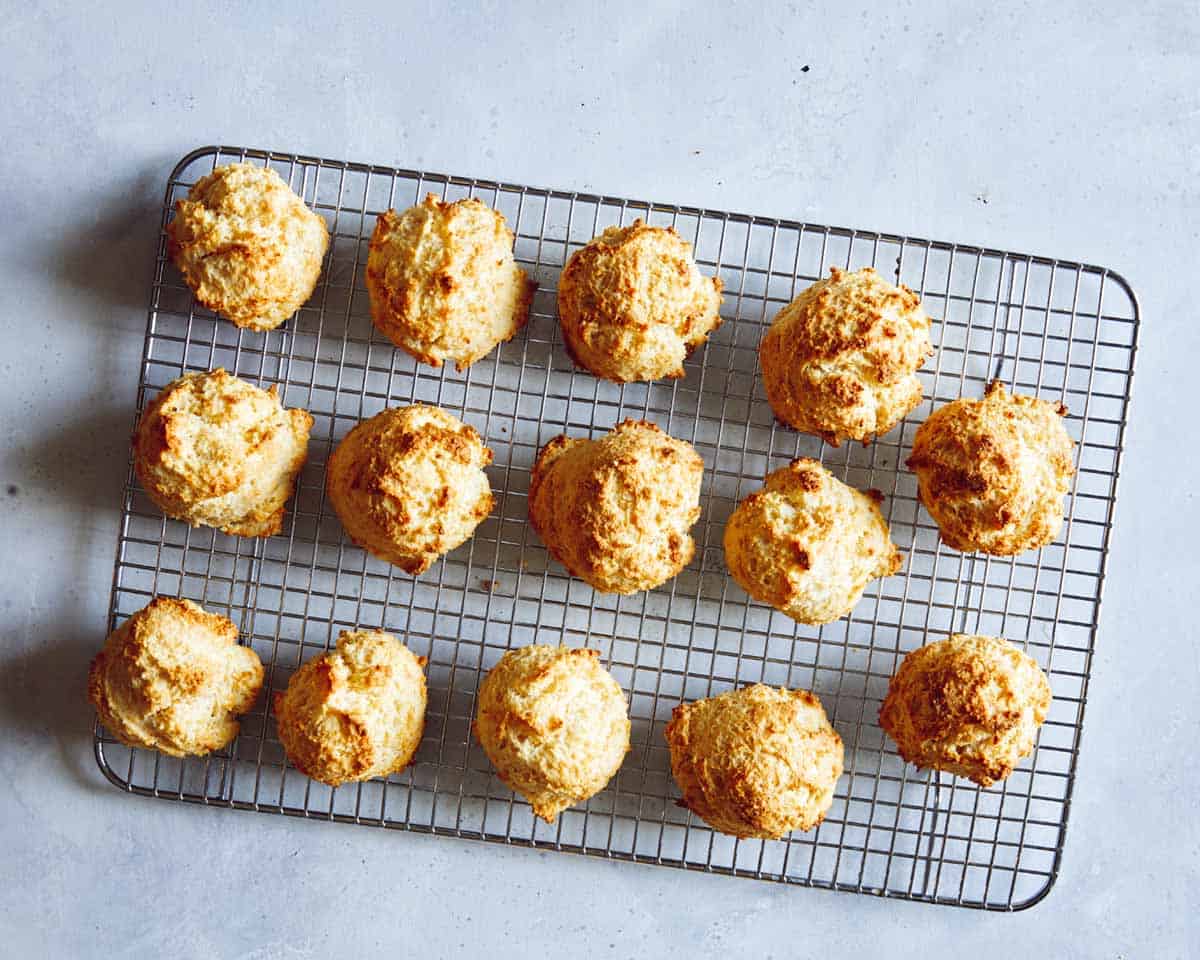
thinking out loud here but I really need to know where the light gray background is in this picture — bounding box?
[1,2,1195,957]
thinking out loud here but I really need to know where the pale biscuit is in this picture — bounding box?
[88,597,263,757]
[723,457,902,624]
[879,634,1051,787]
[133,369,312,537]
[665,684,844,839]
[906,381,1076,555]
[326,404,493,574]
[760,266,933,445]
[474,645,630,823]
[366,194,535,370]
[274,630,427,787]
[557,221,723,382]
[167,162,329,331]
[529,419,703,594]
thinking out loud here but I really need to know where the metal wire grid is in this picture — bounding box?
[94,145,1139,911]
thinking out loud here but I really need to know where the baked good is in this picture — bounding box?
[326,404,493,574]
[723,457,902,624]
[759,266,933,445]
[366,194,535,370]
[274,629,427,787]
[167,162,329,330]
[905,381,1075,555]
[557,220,723,381]
[879,634,1052,787]
[665,684,843,839]
[473,645,630,822]
[88,597,263,757]
[133,369,312,537]
[529,419,703,594]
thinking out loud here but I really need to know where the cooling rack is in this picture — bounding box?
[95,144,1139,910]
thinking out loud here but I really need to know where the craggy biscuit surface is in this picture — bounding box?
[557,221,722,382]
[906,381,1075,555]
[88,597,263,757]
[168,162,329,330]
[760,266,933,445]
[879,634,1051,787]
[366,194,535,370]
[723,457,902,624]
[529,419,703,594]
[474,645,630,822]
[274,630,427,787]
[326,404,493,574]
[665,684,844,839]
[133,369,312,537]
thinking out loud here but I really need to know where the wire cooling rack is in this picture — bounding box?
[96,144,1139,910]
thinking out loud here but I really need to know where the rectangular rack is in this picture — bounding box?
[96,144,1139,910]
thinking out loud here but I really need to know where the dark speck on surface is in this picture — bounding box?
[6,485,17,496]
[801,64,810,72]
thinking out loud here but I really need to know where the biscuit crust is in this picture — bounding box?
[879,634,1051,787]
[529,419,703,594]
[366,194,535,370]
[88,597,263,757]
[557,221,723,382]
[326,404,493,574]
[274,630,427,787]
[133,369,313,537]
[167,162,329,331]
[665,684,844,839]
[906,381,1076,555]
[473,645,630,823]
[723,457,902,624]
[759,266,933,445]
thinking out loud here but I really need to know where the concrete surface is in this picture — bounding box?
[1,1,1195,957]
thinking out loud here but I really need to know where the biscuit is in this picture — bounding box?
[88,597,263,757]
[529,419,703,594]
[133,369,312,537]
[557,221,723,382]
[879,634,1051,787]
[366,194,535,370]
[326,404,493,574]
[473,645,630,822]
[760,266,933,445]
[906,381,1076,555]
[723,457,902,624]
[274,630,427,787]
[167,162,329,330]
[665,684,844,839]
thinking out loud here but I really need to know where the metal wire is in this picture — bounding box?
[94,145,1140,910]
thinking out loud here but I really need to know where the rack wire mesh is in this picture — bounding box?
[95,145,1139,910]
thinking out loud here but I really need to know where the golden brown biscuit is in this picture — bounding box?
[665,684,844,839]
[167,162,329,331]
[723,458,902,624]
[274,630,427,787]
[366,194,535,370]
[906,381,1076,555]
[473,645,630,822]
[879,634,1051,787]
[557,220,723,382]
[760,266,933,445]
[326,404,493,574]
[529,419,703,594]
[88,597,263,757]
[133,369,312,537]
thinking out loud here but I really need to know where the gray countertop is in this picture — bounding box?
[1,2,1195,956]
